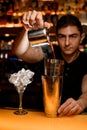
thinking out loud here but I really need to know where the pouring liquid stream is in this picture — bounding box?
[49,41,56,59]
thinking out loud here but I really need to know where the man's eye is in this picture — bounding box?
[58,35,65,38]
[70,35,78,38]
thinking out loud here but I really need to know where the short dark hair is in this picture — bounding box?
[56,14,83,34]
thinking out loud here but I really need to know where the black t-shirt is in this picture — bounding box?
[53,45,87,104]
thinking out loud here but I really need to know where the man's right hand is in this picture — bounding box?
[22,10,51,31]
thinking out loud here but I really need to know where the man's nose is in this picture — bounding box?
[65,37,70,46]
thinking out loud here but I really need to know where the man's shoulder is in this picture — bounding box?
[80,52,87,59]
[79,52,87,66]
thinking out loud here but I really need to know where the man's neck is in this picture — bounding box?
[61,50,80,63]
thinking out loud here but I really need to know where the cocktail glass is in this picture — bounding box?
[14,84,28,115]
[8,68,34,115]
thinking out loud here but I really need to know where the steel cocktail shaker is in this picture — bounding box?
[42,59,64,117]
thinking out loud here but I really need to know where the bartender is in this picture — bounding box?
[13,10,87,116]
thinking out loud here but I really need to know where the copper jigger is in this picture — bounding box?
[28,28,49,47]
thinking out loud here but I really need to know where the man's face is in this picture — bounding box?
[57,26,84,55]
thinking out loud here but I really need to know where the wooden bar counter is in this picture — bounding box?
[0,108,87,130]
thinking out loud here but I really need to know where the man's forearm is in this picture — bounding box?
[77,93,87,111]
[13,28,29,56]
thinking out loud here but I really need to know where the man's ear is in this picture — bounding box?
[80,33,86,44]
